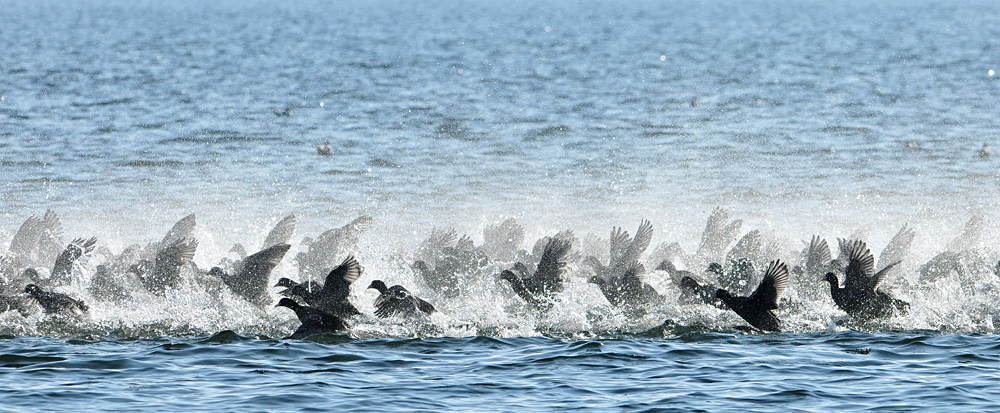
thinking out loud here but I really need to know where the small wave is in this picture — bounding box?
[71,98,135,107]
[116,160,184,167]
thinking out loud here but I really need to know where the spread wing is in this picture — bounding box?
[227,244,291,305]
[9,215,42,259]
[805,235,831,276]
[154,238,198,276]
[530,238,572,294]
[608,226,630,265]
[868,260,900,291]
[262,214,296,249]
[696,207,742,263]
[750,260,789,309]
[414,296,436,315]
[321,255,362,300]
[619,262,647,292]
[51,237,97,281]
[161,214,196,249]
[621,220,653,265]
[843,239,875,290]
[877,224,914,274]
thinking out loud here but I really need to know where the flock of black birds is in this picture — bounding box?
[1,207,998,338]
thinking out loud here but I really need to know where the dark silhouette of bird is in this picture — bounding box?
[367,280,435,318]
[588,262,663,309]
[284,255,362,318]
[274,277,322,301]
[24,284,88,315]
[412,229,489,298]
[823,240,909,321]
[276,298,347,339]
[48,237,98,286]
[8,209,64,269]
[131,238,198,295]
[499,237,572,310]
[585,221,662,308]
[714,260,789,332]
[677,275,725,308]
[207,244,291,307]
[294,216,372,280]
[229,214,296,261]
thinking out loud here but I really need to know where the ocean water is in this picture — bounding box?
[2,0,1000,410]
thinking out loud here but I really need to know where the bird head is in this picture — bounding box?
[367,280,388,293]
[24,284,41,295]
[587,275,605,286]
[275,297,299,309]
[498,270,518,283]
[823,272,839,285]
[274,277,296,288]
[707,262,724,275]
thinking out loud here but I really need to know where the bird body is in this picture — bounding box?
[715,260,789,332]
[276,298,347,339]
[209,244,291,307]
[368,280,435,318]
[283,255,363,318]
[824,240,909,321]
[24,284,88,315]
[499,237,572,310]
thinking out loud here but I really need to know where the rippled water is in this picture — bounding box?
[3,0,1000,410]
[3,332,1000,411]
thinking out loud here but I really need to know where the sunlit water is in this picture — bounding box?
[2,0,1000,409]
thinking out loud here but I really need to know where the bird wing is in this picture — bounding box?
[36,210,65,266]
[160,214,196,249]
[608,226,630,266]
[805,235,831,276]
[51,237,97,280]
[877,224,914,274]
[696,207,742,264]
[868,260,900,291]
[622,220,653,266]
[843,239,875,289]
[154,238,198,276]
[9,215,41,259]
[228,244,291,304]
[455,234,475,251]
[414,296,436,315]
[749,260,789,309]
[481,218,524,261]
[725,230,762,268]
[321,255,362,300]
[262,214,296,249]
[530,238,572,294]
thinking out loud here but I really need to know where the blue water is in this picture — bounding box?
[3,0,1000,410]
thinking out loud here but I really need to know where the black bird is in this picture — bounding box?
[24,284,88,315]
[585,221,661,308]
[588,263,663,308]
[274,277,322,301]
[499,237,572,310]
[207,244,291,307]
[678,275,725,309]
[823,240,908,321]
[714,260,789,332]
[367,280,435,318]
[49,237,98,286]
[276,298,347,339]
[287,255,363,318]
[132,238,198,295]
